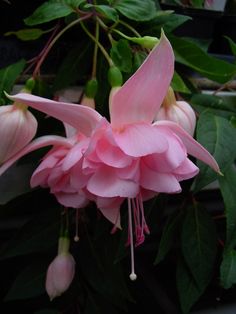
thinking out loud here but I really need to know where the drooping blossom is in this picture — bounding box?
[46,236,75,300]
[0,101,37,164]
[155,86,196,136]
[0,32,220,279]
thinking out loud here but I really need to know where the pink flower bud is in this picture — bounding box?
[155,87,196,136]
[0,103,37,164]
[45,237,75,301]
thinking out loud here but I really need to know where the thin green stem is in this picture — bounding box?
[118,20,141,37]
[112,28,132,40]
[33,13,92,77]
[80,20,114,66]
[92,19,99,78]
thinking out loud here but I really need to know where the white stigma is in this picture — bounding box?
[129,272,137,281]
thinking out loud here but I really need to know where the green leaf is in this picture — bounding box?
[142,13,191,35]
[224,36,236,58]
[5,258,49,300]
[0,162,36,205]
[24,0,84,26]
[191,0,204,8]
[171,71,190,94]
[154,210,183,264]
[53,40,92,91]
[193,111,236,192]
[0,208,60,259]
[177,257,203,314]
[191,93,236,113]
[112,0,157,21]
[181,204,217,289]
[0,59,25,105]
[220,249,236,289]
[169,34,236,84]
[85,4,118,21]
[132,51,147,72]
[110,39,132,73]
[218,165,236,249]
[5,28,45,41]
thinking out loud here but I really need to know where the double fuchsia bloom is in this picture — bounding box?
[0,33,220,277]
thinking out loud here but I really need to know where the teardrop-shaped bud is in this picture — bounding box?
[45,237,75,301]
[0,103,37,164]
[155,87,196,136]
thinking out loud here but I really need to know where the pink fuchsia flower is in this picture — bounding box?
[0,102,37,164]
[155,87,196,136]
[46,236,75,301]
[0,32,220,277]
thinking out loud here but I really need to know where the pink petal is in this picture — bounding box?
[62,138,89,171]
[0,135,72,176]
[55,190,89,208]
[96,137,132,168]
[140,161,182,193]
[113,123,168,157]
[70,161,91,190]
[144,128,187,172]
[110,32,174,128]
[173,158,199,181]
[96,197,124,228]
[154,121,220,173]
[8,93,102,136]
[87,166,139,198]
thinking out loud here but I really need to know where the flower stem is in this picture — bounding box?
[33,13,92,77]
[80,20,114,67]
[118,20,141,37]
[92,19,99,78]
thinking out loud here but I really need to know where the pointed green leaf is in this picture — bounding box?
[154,210,183,264]
[84,4,118,21]
[177,257,204,314]
[110,39,132,73]
[0,208,60,259]
[181,204,217,289]
[0,163,36,205]
[171,71,191,94]
[5,28,45,41]
[193,111,236,192]
[53,40,92,91]
[218,165,236,249]
[132,51,147,72]
[169,34,236,84]
[0,59,25,105]
[220,249,236,289]
[5,258,49,300]
[112,0,157,21]
[191,93,236,113]
[24,0,85,26]
[225,36,236,58]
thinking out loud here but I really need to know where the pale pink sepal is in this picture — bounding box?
[154,121,220,173]
[110,32,174,129]
[0,135,72,176]
[8,93,102,136]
